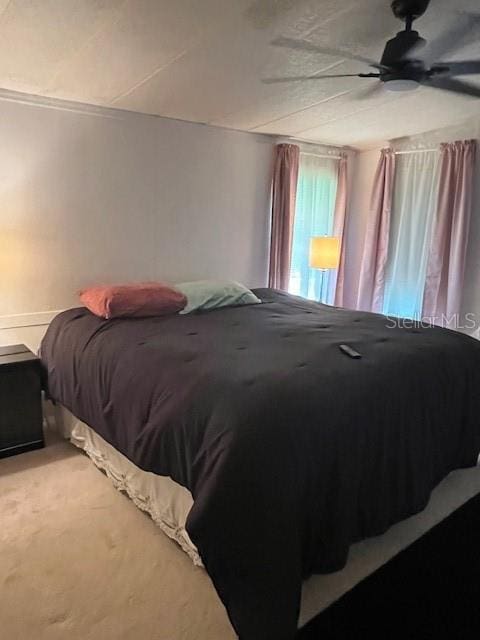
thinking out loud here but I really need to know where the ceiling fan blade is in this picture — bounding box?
[431,60,480,77]
[413,12,480,65]
[262,73,379,84]
[270,36,388,71]
[422,77,480,99]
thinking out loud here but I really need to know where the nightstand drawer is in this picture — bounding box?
[0,346,44,458]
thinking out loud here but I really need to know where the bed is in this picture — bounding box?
[40,288,480,640]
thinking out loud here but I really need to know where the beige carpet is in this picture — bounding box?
[3,427,480,640]
[0,429,236,640]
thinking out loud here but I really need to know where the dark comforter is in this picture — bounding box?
[40,289,480,640]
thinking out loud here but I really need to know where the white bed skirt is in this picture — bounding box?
[50,404,202,567]
[48,402,480,627]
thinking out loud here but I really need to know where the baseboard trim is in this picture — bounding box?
[0,310,64,330]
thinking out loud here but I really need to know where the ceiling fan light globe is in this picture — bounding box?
[384,78,420,91]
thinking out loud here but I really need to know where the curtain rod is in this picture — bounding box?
[303,148,437,158]
[393,148,438,155]
[301,151,342,160]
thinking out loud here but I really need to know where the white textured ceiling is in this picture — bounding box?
[1,0,480,148]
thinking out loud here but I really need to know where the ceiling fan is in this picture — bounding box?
[264,0,480,98]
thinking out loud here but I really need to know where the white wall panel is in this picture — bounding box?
[0,95,273,316]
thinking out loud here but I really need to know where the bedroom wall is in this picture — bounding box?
[0,93,274,321]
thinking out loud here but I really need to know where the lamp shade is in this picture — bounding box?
[309,236,340,270]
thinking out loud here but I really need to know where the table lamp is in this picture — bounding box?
[309,236,340,302]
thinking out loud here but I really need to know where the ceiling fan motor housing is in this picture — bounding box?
[380,30,426,67]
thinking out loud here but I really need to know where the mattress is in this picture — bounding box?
[49,402,480,629]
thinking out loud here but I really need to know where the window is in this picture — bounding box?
[383,151,440,319]
[288,153,339,303]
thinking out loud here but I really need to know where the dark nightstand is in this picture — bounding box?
[0,344,44,459]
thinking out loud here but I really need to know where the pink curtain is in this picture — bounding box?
[356,148,396,312]
[268,144,300,290]
[332,153,348,306]
[422,140,477,321]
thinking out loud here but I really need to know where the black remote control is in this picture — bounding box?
[339,344,362,359]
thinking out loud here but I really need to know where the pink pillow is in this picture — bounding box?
[79,282,187,319]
